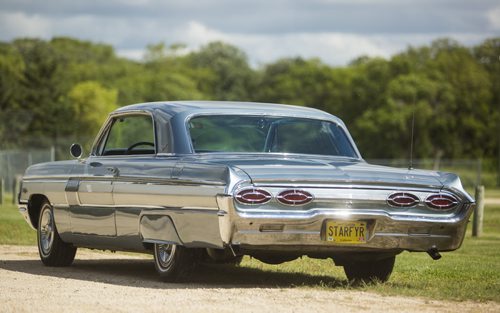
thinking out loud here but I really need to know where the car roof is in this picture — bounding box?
[114,100,341,123]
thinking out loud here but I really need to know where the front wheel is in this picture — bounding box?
[153,243,195,282]
[37,202,77,266]
[343,256,395,284]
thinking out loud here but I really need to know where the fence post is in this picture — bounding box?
[476,158,482,187]
[472,185,485,237]
[11,176,20,205]
[50,146,56,162]
[0,177,4,205]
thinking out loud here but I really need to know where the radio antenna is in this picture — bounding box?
[408,93,416,170]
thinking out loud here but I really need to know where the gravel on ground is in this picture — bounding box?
[0,245,498,313]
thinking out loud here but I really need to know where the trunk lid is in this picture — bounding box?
[192,154,444,189]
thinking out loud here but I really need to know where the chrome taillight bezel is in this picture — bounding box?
[276,189,314,206]
[386,192,420,208]
[425,193,459,210]
[235,188,272,205]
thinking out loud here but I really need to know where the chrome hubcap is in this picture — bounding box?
[157,244,176,270]
[39,207,54,256]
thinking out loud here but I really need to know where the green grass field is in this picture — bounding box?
[486,188,500,199]
[0,196,36,245]
[1,193,499,302]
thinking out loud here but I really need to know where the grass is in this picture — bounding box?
[1,193,499,302]
[241,201,500,302]
[0,195,36,245]
[236,232,500,302]
[486,187,500,199]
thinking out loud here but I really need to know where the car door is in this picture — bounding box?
[70,113,157,236]
[109,114,177,239]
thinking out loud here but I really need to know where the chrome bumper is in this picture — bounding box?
[218,196,474,253]
[18,203,37,230]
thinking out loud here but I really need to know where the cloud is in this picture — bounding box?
[113,21,391,65]
[179,21,229,44]
[136,21,495,66]
[488,6,500,30]
[117,49,146,60]
[1,1,499,66]
[0,11,51,39]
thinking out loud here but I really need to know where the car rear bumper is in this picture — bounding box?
[217,196,474,253]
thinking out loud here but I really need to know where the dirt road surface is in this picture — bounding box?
[0,245,498,313]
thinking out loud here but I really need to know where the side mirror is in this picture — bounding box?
[70,143,83,159]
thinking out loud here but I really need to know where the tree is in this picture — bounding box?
[474,38,500,184]
[427,39,492,158]
[10,38,70,148]
[187,41,255,100]
[0,35,498,167]
[0,43,26,148]
[253,57,356,123]
[355,75,431,159]
[68,81,118,145]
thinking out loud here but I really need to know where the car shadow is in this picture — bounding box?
[0,257,347,289]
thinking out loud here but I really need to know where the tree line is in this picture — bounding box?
[0,37,498,162]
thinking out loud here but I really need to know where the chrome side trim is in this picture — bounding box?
[23,176,225,186]
[22,177,68,182]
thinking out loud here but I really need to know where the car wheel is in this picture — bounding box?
[153,243,195,282]
[343,255,395,284]
[37,201,77,266]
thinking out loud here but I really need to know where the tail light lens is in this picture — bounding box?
[387,192,420,207]
[277,189,313,206]
[235,188,272,205]
[425,194,459,210]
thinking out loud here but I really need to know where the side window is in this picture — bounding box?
[100,115,155,156]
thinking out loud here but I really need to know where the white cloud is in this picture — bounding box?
[178,21,229,44]
[487,6,500,30]
[116,49,145,60]
[0,11,51,39]
[1,6,498,67]
[161,22,495,66]
[160,22,392,65]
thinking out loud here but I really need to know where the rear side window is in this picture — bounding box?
[99,115,155,156]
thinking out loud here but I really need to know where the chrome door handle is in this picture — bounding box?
[106,167,120,176]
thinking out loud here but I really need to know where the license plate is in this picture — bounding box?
[325,221,367,244]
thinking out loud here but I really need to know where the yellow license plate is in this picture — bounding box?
[325,221,367,244]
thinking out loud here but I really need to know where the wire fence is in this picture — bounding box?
[367,159,489,191]
[0,148,55,193]
[0,149,498,194]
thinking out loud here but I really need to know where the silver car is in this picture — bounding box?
[18,101,474,283]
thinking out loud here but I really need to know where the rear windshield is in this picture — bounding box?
[188,115,358,157]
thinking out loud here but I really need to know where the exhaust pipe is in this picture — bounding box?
[427,246,442,260]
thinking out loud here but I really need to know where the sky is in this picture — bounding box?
[1,0,499,66]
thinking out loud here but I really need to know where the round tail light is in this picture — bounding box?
[235,188,272,205]
[425,194,459,210]
[277,189,313,206]
[387,192,420,207]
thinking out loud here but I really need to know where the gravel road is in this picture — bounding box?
[0,245,498,313]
